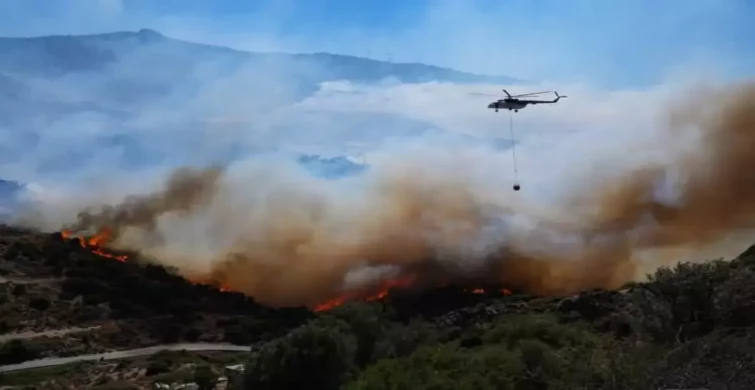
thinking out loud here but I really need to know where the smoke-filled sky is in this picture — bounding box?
[2,1,755,307]
[1,0,754,86]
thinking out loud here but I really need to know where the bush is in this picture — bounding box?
[88,382,140,390]
[341,258,755,390]
[60,277,107,297]
[242,319,357,390]
[145,359,170,376]
[713,267,755,327]
[629,261,731,343]
[323,303,444,366]
[0,340,39,365]
[11,284,25,296]
[321,303,399,367]
[29,297,51,311]
[183,328,201,342]
[345,314,618,390]
[651,328,755,389]
[194,364,216,390]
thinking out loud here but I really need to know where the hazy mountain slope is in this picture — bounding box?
[0,29,517,171]
[0,179,23,218]
[0,28,521,118]
[0,29,518,85]
[0,179,22,200]
[0,28,518,111]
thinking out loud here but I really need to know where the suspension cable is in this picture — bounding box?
[509,110,519,187]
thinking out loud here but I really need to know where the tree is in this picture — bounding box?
[194,364,216,390]
[630,261,730,343]
[243,319,357,390]
[0,340,39,365]
[345,314,616,390]
[29,297,51,311]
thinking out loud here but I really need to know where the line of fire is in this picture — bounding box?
[57,227,513,312]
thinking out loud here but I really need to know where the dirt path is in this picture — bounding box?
[0,276,61,285]
[0,343,251,373]
[0,326,101,343]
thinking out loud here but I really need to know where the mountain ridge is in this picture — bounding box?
[0,29,519,181]
[0,28,520,84]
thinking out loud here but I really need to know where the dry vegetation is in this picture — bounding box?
[2,223,755,389]
[0,349,249,389]
[0,225,309,365]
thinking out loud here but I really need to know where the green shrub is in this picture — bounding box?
[0,340,40,365]
[346,314,618,390]
[242,319,357,390]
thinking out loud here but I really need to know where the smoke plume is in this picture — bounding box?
[499,81,755,294]
[43,80,754,308]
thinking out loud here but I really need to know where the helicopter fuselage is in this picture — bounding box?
[488,99,528,112]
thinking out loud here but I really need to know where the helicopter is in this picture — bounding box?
[471,89,567,112]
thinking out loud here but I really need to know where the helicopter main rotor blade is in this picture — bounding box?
[510,90,551,98]
[469,93,505,98]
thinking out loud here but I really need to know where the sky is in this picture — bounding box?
[2,1,755,301]
[0,0,753,87]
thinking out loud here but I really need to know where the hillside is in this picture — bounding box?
[0,29,515,177]
[3,29,754,388]
[0,225,310,354]
[0,180,22,199]
[1,223,755,389]
[0,29,518,84]
[0,181,22,220]
[0,28,518,116]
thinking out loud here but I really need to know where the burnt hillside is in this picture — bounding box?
[241,244,755,390]
[0,224,312,347]
[2,223,755,389]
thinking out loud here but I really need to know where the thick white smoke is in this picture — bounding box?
[2,15,753,307]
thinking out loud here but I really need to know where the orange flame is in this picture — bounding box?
[313,276,416,312]
[61,227,238,294]
[59,228,513,311]
[187,276,233,293]
[313,282,513,312]
[61,227,128,262]
[465,287,512,295]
